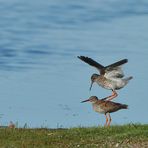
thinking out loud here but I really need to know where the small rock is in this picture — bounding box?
[115,143,119,147]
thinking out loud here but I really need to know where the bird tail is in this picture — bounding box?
[120,104,128,109]
[124,76,133,82]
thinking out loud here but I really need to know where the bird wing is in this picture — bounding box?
[99,101,122,113]
[104,59,128,79]
[78,56,128,76]
[104,66,125,79]
[77,56,105,74]
[105,59,128,69]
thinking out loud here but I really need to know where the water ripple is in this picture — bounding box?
[0,0,148,71]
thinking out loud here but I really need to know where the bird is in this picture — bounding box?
[78,56,133,101]
[81,96,128,126]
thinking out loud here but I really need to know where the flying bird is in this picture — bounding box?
[78,56,133,101]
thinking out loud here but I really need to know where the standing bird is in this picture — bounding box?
[78,56,133,101]
[81,96,128,126]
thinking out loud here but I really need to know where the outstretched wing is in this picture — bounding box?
[77,56,105,74]
[78,56,128,77]
[105,59,128,69]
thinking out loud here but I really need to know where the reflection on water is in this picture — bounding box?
[0,0,148,127]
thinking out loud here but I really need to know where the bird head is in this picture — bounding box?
[90,74,99,91]
[81,96,98,103]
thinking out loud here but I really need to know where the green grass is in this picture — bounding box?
[0,124,148,148]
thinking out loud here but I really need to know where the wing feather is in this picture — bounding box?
[104,67,124,79]
[78,56,104,73]
[78,56,128,77]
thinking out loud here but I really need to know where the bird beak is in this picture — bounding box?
[89,81,93,91]
[81,99,90,103]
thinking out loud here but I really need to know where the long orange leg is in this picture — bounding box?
[101,90,118,101]
[107,90,118,101]
[107,113,112,127]
[101,90,118,106]
[104,114,108,127]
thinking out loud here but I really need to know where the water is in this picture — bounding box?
[0,0,148,128]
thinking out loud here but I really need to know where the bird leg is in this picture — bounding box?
[107,90,118,101]
[107,113,112,127]
[101,90,118,106]
[101,90,118,102]
[108,90,118,101]
[104,113,108,127]
[101,90,118,101]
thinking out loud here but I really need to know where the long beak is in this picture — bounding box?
[81,99,90,103]
[89,81,93,91]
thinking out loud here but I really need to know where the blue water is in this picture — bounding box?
[0,0,148,128]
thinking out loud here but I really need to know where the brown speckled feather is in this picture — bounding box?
[96,100,128,113]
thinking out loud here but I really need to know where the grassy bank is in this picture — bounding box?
[0,124,148,148]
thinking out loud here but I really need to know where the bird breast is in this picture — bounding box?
[96,79,113,90]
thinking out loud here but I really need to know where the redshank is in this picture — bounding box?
[81,96,128,126]
[78,56,133,101]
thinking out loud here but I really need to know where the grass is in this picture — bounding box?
[0,124,148,148]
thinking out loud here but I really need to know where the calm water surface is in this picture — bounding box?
[0,0,148,128]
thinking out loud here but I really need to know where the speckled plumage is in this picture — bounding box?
[81,96,128,126]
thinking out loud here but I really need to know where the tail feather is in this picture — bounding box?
[124,76,133,81]
[120,104,128,109]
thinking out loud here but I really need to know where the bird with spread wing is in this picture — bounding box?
[78,56,133,101]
